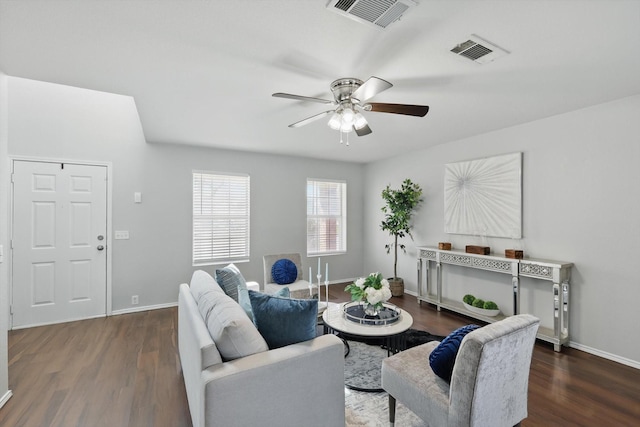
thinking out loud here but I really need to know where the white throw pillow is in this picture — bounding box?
[197,287,268,361]
[190,270,224,300]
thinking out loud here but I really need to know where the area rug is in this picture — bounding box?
[345,387,426,427]
[344,329,444,391]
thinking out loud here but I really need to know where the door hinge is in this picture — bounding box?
[11,173,15,183]
[9,305,13,316]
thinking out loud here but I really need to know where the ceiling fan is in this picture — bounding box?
[272,76,429,141]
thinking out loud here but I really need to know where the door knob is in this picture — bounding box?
[97,245,105,251]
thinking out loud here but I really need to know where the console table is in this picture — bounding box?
[416,246,573,352]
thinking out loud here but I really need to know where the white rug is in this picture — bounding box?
[345,387,426,427]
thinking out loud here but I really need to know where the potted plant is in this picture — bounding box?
[380,178,423,296]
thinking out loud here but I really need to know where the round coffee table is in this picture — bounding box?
[322,302,413,391]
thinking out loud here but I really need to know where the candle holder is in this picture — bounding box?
[316,274,322,299]
[324,280,329,305]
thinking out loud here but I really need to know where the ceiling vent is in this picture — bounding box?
[327,0,418,29]
[450,34,509,64]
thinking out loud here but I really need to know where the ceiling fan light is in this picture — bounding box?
[340,121,353,133]
[353,112,367,129]
[341,107,355,125]
[327,112,341,130]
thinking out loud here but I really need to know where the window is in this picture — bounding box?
[307,179,346,256]
[193,171,250,266]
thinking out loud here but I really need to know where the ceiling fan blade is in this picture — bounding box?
[351,76,393,103]
[364,103,429,117]
[354,123,372,136]
[272,92,334,104]
[288,110,334,128]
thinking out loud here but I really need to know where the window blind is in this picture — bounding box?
[307,179,346,256]
[193,172,250,265]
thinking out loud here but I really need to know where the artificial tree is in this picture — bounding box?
[380,178,423,295]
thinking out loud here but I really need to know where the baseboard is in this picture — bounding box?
[0,390,13,409]
[569,341,640,369]
[111,302,177,316]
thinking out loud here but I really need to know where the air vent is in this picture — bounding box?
[327,0,417,29]
[451,34,509,64]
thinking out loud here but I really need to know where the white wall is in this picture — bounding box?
[5,77,365,313]
[4,75,639,368]
[0,73,11,406]
[364,94,640,366]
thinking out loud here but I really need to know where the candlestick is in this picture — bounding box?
[317,257,321,276]
[325,262,329,282]
[324,279,329,305]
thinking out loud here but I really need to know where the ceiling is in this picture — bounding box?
[1,0,639,164]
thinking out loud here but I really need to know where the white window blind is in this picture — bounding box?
[193,171,250,266]
[307,179,346,256]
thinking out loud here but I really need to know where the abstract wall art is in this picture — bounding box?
[444,152,522,238]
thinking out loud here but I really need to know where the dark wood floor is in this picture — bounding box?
[1,286,639,426]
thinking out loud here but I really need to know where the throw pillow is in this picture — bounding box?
[271,258,298,285]
[429,324,481,382]
[197,288,268,361]
[248,290,317,349]
[237,284,290,323]
[189,270,225,322]
[215,263,247,302]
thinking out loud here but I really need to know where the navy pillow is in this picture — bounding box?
[248,290,317,349]
[429,324,480,382]
[271,258,298,285]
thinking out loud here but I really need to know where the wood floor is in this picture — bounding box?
[1,286,639,426]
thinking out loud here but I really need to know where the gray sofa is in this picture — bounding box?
[178,270,345,427]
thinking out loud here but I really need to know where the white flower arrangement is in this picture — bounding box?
[344,272,392,310]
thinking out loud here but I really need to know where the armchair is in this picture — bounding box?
[381,314,540,427]
[262,253,316,299]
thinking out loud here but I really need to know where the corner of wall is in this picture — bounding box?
[0,71,12,405]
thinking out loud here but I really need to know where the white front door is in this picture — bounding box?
[11,160,108,328]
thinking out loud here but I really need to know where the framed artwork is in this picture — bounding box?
[444,152,522,238]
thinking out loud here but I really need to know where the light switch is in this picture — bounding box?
[134,192,142,203]
[115,231,130,240]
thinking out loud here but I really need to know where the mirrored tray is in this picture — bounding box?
[343,301,401,326]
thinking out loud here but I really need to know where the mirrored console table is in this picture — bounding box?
[417,246,573,352]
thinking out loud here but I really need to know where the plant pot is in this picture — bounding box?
[463,302,500,317]
[388,277,404,297]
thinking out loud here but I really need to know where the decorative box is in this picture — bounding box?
[465,245,490,255]
[505,249,524,259]
[438,242,452,250]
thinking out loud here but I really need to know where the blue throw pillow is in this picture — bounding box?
[215,263,246,302]
[248,290,317,349]
[271,258,298,285]
[237,285,290,323]
[429,324,481,382]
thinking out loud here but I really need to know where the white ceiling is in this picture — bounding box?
[1,0,639,163]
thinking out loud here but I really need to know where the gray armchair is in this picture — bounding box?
[381,314,540,427]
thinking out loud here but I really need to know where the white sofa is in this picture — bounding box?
[178,270,345,427]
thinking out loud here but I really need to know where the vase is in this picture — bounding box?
[364,302,380,317]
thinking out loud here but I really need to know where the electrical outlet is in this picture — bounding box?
[132,295,139,305]
[115,231,130,240]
